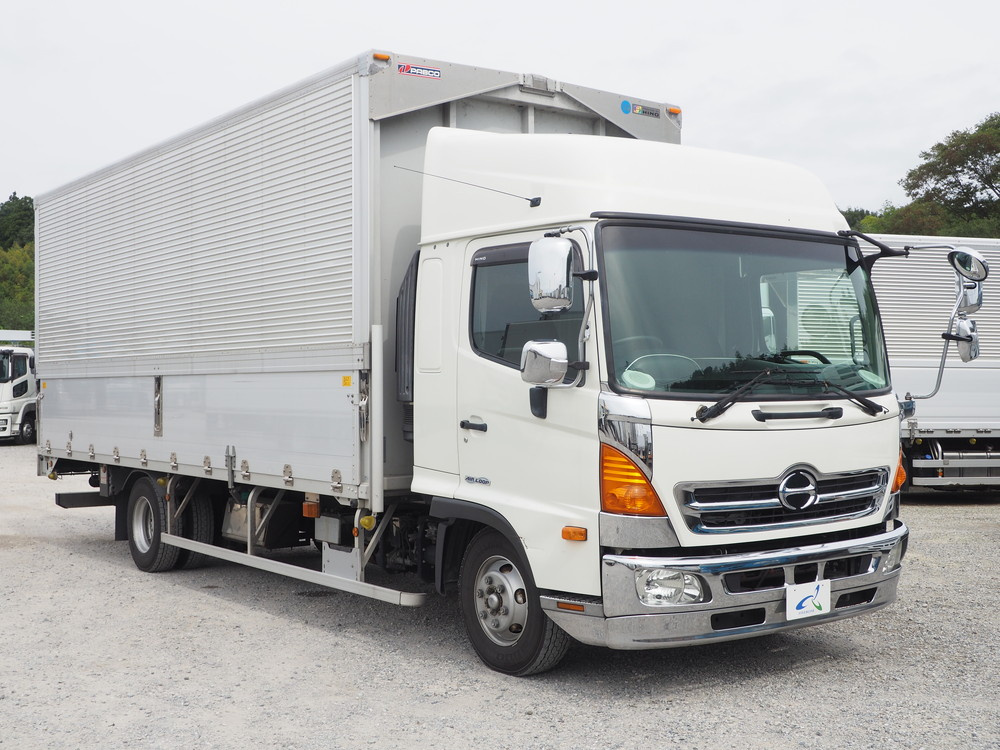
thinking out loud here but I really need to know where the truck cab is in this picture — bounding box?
[0,345,37,443]
[402,129,910,669]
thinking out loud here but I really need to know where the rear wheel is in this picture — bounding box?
[127,477,182,572]
[176,491,215,569]
[459,529,570,675]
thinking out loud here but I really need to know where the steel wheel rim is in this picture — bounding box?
[131,495,155,554]
[473,554,529,646]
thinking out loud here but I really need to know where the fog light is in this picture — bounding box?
[635,568,705,606]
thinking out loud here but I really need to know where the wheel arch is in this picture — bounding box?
[429,496,527,596]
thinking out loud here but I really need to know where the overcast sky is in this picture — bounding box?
[4,0,998,211]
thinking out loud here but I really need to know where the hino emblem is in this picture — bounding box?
[778,470,819,511]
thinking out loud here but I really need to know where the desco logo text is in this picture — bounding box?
[398,64,442,79]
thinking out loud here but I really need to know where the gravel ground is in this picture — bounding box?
[1,441,998,750]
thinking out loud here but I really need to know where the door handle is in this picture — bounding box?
[460,420,488,433]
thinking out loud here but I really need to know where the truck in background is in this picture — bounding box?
[867,234,1000,489]
[33,51,983,674]
[0,330,37,443]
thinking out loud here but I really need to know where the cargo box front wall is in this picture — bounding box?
[35,65,371,494]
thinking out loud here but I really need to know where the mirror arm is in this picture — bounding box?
[546,291,595,389]
[941,331,974,343]
[906,290,967,401]
[838,229,909,269]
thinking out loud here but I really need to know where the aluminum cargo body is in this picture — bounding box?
[34,50,682,503]
[867,234,1000,486]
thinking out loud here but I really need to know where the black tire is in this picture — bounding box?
[18,415,35,444]
[175,491,215,570]
[459,529,571,676]
[127,477,182,572]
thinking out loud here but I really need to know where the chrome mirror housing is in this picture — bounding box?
[955,318,980,362]
[957,280,983,315]
[949,247,989,281]
[528,236,573,313]
[520,340,568,385]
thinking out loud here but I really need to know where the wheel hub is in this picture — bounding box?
[131,495,155,554]
[474,556,529,646]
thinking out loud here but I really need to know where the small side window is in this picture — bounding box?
[470,244,584,368]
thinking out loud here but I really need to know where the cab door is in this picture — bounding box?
[454,239,601,595]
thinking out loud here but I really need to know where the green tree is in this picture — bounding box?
[0,241,34,329]
[848,115,1000,238]
[901,113,1000,222]
[0,193,34,249]
[840,206,878,231]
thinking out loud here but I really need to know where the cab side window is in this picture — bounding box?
[470,244,584,368]
[12,356,28,397]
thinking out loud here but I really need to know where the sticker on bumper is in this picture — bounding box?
[785,580,831,620]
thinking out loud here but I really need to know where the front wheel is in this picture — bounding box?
[459,529,570,675]
[18,415,35,444]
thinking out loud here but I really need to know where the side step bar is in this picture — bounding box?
[161,533,428,607]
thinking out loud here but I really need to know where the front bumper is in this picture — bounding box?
[542,520,908,649]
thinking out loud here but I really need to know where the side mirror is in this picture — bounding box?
[955,318,980,362]
[528,237,573,313]
[957,280,983,315]
[905,245,989,401]
[949,247,989,281]
[521,340,568,385]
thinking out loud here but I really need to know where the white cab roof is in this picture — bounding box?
[420,128,846,244]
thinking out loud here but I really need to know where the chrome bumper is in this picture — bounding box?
[542,521,908,650]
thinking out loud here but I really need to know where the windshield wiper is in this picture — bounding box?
[691,370,887,424]
[815,380,886,417]
[692,369,821,423]
[693,369,887,423]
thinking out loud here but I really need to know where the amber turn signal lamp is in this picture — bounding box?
[891,451,907,493]
[302,501,321,519]
[556,601,586,612]
[562,526,588,541]
[600,443,666,516]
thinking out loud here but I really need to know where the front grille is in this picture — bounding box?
[677,468,888,534]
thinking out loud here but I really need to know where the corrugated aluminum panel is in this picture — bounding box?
[36,74,357,377]
[795,269,857,361]
[867,235,1000,362]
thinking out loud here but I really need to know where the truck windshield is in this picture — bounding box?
[599,224,890,398]
[0,353,11,383]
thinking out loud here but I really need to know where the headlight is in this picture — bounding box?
[635,568,706,606]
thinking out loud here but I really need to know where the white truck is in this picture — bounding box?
[867,234,1000,489]
[0,330,37,443]
[34,51,983,675]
